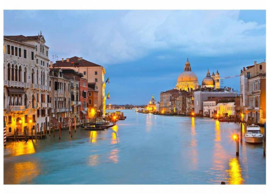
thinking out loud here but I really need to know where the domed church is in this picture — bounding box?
[202,70,220,89]
[176,59,199,91]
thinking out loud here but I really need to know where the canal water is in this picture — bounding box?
[4,110,266,184]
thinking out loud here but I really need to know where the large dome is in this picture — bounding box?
[202,70,215,88]
[176,59,199,91]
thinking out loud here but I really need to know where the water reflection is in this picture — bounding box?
[89,131,98,143]
[88,154,99,166]
[190,117,198,168]
[146,114,152,132]
[5,141,36,156]
[215,120,221,142]
[111,125,119,145]
[109,149,119,163]
[226,158,244,184]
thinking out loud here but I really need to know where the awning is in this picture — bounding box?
[7,87,25,95]
[81,110,87,114]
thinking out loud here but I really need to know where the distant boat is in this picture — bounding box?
[245,124,263,144]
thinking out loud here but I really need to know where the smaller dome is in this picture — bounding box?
[212,72,215,76]
[216,70,219,76]
[202,70,215,87]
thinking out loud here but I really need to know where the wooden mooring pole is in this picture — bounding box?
[70,120,73,138]
[75,118,76,133]
[59,122,61,140]
[263,122,266,157]
[35,126,37,140]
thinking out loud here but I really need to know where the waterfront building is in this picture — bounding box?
[54,57,106,116]
[175,91,189,114]
[60,69,81,121]
[4,34,50,136]
[146,96,157,112]
[194,90,237,115]
[240,61,266,124]
[49,68,72,125]
[186,93,194,115]
[203,99,217,117]
[176,59,199,91]
[88,82,98,119]
[160,89,180,113]
[216,101,236,117]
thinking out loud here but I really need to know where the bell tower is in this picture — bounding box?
[215,70,220,89]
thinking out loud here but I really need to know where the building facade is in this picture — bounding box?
[4,34,50,136]
[240,61,266,124]
[54,56,106,116]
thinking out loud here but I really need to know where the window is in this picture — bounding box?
[82,91,87,98]
[37,109,40,118]
[95,78,98,82]
[84,71,86,75]
[24,49,27,58]
[8,116,12,124]
[7,45,10,54]
[19,48,21,57]
[260,65,262,70]
[89,92,92,97]
[25,115,28,123]
[83,82,85,87]
[95,86,98,90]
[46,50,48,57]
[15,47,18,56]
[31,52,34,60]
[95,71,97,75]
[36,59,38,64]
[54,82,58,90]
[41,60,42,65]
[11,46,14,55]
[247,72,250,79]
[47,63,49,67]
[89,99,92,105]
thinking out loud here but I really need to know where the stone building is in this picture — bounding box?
[88,83,98,119]
[53,56,106,116]
[240,61,266,124]
[49,68,72,126]
[4,34,50,136]
[201,70,220,89]
[175,91,189,114]
[160,89,180,113]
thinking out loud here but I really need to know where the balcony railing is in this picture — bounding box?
[48,87,51,92]
[42,103,47,108]
[5,80,26,88]
[48,103,52,108]
[9,105,25,111]
[57,108,66,112]
[71,101,77,106]
[37,102,41,108]
[33,84,39,89]
[77,101,81,105]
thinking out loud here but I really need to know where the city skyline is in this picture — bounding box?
[4,10,266,105]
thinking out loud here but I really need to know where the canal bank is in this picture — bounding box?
[4,110,266,184]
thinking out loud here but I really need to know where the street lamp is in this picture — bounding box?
[233,134,239,157]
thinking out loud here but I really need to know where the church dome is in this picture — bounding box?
[202,70,215,88]
[176,59,199,91]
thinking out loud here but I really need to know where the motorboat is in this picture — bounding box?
[245,124,263,144]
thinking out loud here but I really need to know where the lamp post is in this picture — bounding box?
[233,134,239,157]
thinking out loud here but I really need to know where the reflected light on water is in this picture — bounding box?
[146,114,152,132]
[111,125,119,144]
[191,117,196,136]
[14,161,40,183]
[88,154,99,166]
[215,120,221,142]
[6,141,36,156]
[190,117,198,168]
[109,149,119,163]
[90,131,98,143]
[226,158,244,184]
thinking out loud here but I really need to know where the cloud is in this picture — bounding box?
[49,10,266,65]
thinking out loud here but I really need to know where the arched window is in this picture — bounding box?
[24,94,28,107]
[8,64,10,81]
[32,94,35,108]
[15,65,18,81]
[19,66,22,82]
[32,69,34,84]
[37,70,39,85]
[24,67,27,83]
[11,65,14,81]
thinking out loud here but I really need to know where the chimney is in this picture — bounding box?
[254,61,257,65]
[62,58,64,62]
[50,61,53,68]
[66,58,69,62]
[80,57,83,60]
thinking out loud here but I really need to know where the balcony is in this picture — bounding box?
[48,87,51,92]
[57,108,66,112]
[33,84,39,89]
[5,80,26,88]
[9,105,25,111]
[71,101,77,106]
[37,102,41,108]
[84,107,88,111]
[48,103,52,108]
[42,103,47,108]
[77,101,81,105]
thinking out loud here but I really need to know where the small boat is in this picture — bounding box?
[85,124,106,131]
[245,124,263,144]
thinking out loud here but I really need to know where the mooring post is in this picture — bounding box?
[53,126,55,137]
[71,120,73,138]
[49,125,51,136]
[69,118,71,134]
[240,123,242,144]
[31,127,33,140]
[236,136,239,157]
[35,126,37,140]
[75,118,76,133]
[263,122,266,157]
[59,122,61,140]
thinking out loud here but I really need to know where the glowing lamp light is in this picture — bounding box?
[29,119,32,123]
[113,116,117,120]
[191,112,195,116]
[217,114,219,118]
[233,134,238,141]
[161,110,164,114]
[19,120,22,124]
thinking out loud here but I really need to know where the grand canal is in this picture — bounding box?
[4,110,266,184]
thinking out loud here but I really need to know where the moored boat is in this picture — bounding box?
[245,124,263,144]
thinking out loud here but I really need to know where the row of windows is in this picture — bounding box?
[6,115,36,124]
[83,71,98,76]
[6,45,28,58]
[36,59,49,67]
